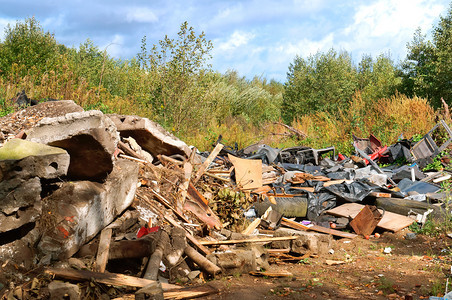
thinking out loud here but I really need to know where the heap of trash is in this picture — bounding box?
[0,97,451,299]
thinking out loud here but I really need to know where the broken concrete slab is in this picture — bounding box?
[272,228,333,255]
[207,249,257,275]
[48,281,81,300]
[108,114,191,159]
[0,139,70,181]
[0,100,84,144]
[37,159,139,259]
[26,110,119,180]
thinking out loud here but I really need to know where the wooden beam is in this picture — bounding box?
[95,228,112,273]
[281,218,357,239]
[199,236,297,246]
[193,143,224,184]
[44,268,181,290]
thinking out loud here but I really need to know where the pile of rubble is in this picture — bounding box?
[0,100,451,299]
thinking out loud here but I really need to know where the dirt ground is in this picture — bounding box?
[200,229,452,300]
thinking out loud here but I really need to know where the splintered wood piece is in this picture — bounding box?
[199,236,297,246]
[193,143,224,184]
[228,154,263,190]
[148,190,190,223]
[249,270,293,277]
[281,217,357,239]
[179,162,193,206]
[241,218,262,235]
[44,268,181,290]
[163,285,219,300]
[95,228,112,273]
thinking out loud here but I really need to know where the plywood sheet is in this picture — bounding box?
[228,154,262,190]
[326,203,414,232]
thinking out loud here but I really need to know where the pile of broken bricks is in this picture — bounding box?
[0,100,451,299]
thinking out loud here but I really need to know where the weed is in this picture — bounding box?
[376,276,395,294]
[298,258,310,264]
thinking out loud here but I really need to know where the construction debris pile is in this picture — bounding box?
[0,100,451,299]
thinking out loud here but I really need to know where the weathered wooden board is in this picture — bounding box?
[326,203,414,232]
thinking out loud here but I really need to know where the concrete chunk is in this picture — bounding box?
[0,140,70,181]
[37,159,139,258]
[26,110,119,180]
[108,114,191,159]
[273,228,333,255]
[207,249,256,275]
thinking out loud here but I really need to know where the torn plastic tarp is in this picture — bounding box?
[253,191,336,221]
[397,178,441,194]
[324,179,380,202]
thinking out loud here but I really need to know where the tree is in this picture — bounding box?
[359,53,401,102]
[432,2,452,106]
[400,3,451,108]
[0,17,59,78]
[282,49,358,122]
[400,28,437,102]
[137,21,214,133]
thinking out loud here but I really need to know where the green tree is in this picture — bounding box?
[137,21,214,133]
[400,28,437,102]
[359,53,401,102]
[0,17,60,78]
[401,3,451,108]
[282,49,358,122]
[432,2,452,106]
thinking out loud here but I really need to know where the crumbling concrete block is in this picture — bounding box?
[25,110,119,180]
[0,100,84,143]
[207,249,256,275]
[0,139,70,181]
[273,228,333,255]
[0,228,41,270]
[48,281,81,300]
[37,159,139,259]
[108,114,191,159]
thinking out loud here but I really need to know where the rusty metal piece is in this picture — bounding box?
[349,205,383,236]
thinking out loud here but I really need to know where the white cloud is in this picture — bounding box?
[342,0,446,60]
[101,34,125,58]
[215,31,255,53]
[126,7,158,23]
[0,18,16,41]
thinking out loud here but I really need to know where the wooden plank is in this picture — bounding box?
[326,203,414,232]
[178,162,193,206]
[163,285,219,300]
[281,218,357,239]
[228,154,263,190]
[289,186,315,193]
[249,270,293,277]
[193,143,224,184]
[199,236,297,246]
[44,268,181,290]
[95,228,112,273]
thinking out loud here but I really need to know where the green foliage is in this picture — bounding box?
[137,21,214,133]
[282,49,358,122]
[401,3,452,108]
[358,53,402,103]
[0,17,60,79]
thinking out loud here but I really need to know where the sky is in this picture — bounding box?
[0,0,449,82]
